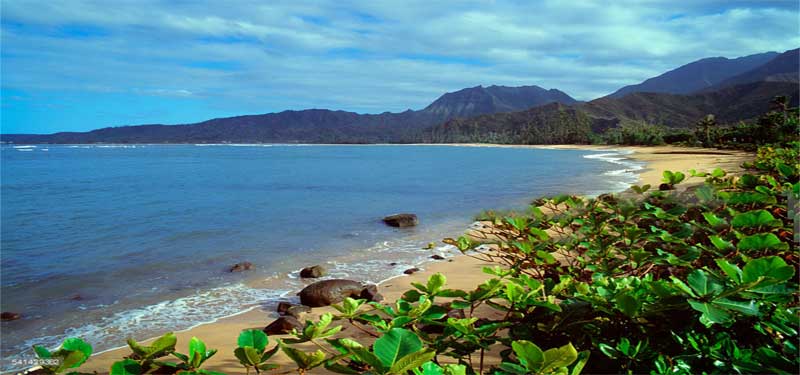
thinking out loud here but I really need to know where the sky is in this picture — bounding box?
[1,1,798,134]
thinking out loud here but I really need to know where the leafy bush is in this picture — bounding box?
[24,105,798,374]
[32,338,92,374]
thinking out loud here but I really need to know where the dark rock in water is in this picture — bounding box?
[382,213,419,227]
[277,302,293,315]
[659,183,674,191]
[389,262,398,266]
[298,279,364,307]
[286,305,311,319]
[229,262,254,272]
[300,265,327,278]
[264,316,302,335]
[1,312,21,321]
[69,294,84,301]
[430,254,445,260]
[404,267,420,275]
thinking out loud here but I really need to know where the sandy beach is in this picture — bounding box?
[78,144,753,374]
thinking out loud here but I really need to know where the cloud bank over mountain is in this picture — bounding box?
[1,0,798,133]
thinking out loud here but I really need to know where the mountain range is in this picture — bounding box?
[3,48,798,145]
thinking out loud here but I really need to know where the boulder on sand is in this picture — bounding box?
[276,302,311,319]
[299,265,327,278]
[359,284,383,302]
[404,267,420,275]
[264,316,302,335]
[382,213,418,227]
[298,279,380,307]
[276,302,293,314]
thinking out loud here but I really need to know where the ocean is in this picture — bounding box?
[0,144,642,371]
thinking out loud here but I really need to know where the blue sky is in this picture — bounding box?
[1,0,798,134]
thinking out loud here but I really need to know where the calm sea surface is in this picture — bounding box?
[0,144,642,370]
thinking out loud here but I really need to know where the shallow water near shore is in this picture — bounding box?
[0,144,642,371]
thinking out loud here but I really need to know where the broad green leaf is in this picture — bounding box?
[148,332,177,358]
[709,235,734,252]
[511,241,532,256]
[233,348,251,366]
[33,345,51,359]
[188,337,206,367]
[571,350,590,375]
[738,233,789,251]
[670,276,697,297]
[126,338,149,357]
[110,359,141,375]
[536,250,557,264]
[373,328,423,368]
[351,347,385,372]
[702,212,726,227]
[389,349,436,374]
[615,294,640,317]
[540,342,579,373]
[742,256,795,283]
[325,362,361,374]
[712,298,758,316]
[443,364,468,375]
[731,210,779,228]
[505,283,525,304]
[244,346,262,366]
[529,227,550,241]
[599,343,619,359]
[505,217,529,232]
[280,344,325,369]
[511,340,543,371]
[686,270,723,296]
[57,350,88,371]
[237,329,268,351]
[715,258,742,284]
[499,362,529,375]
[418,361,443,375]
[426,273,446,295]
[60,338,93,364]
[260,344,279,362]
[335,297,366,316]
[688,300,731,325]
[719,192,776,205]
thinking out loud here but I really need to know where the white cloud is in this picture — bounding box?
[1,0,797,118]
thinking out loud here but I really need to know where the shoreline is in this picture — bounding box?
[23,144,753,374]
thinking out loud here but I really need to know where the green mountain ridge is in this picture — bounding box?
[427,81,799,144]
[2,49,798,145]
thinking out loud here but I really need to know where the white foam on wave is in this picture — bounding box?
[193,143,274,147]
[290,238,459,286]
[12,145,37,149]
[4,283,286,373]
[583,150,645,193]
[63,145,142,149]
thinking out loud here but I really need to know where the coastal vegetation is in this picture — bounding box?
[25,102,798,374]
